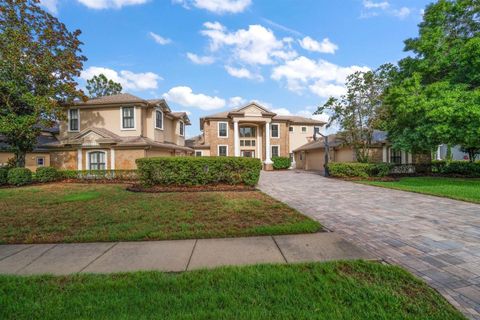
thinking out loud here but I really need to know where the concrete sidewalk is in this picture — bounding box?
[0,233,374,275]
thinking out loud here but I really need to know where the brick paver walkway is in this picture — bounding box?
[259,170,480,320]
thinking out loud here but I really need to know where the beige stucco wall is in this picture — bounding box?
[334,147,355,163]
[289,125,318,154]
[194,149,211,156]
[0,152,51,171]
[146,148,173,158]
[51,150,77,170]
[60,106,143,139]
[115,148,145,170]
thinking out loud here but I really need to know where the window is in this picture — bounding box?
[239,127,256,137]
[271,145,279,158]
[218,145,228,157]
[179,121,185,136]
[289,126,294,132]
[88,151,106,170]
[155,109,163,129]
[195,151,202,157]
[240,140,244,147]
[271,123,279,138]
[68,109,79,131]
[299,152,303,161]
[314,126,321,134]
[390,149,402,164]
[121,107,135,129]
[301,126,307,133]
[218,122,228,138]
[36,157,45,167]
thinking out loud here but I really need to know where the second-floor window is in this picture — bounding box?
[68,109,79,131]
[218,122,228,137]
[240,127,256,137]
[122,107,135,130]
[271,124,279,138]
[179,121,185,136]
[155,109,163,129]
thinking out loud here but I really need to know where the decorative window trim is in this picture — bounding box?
[154,108,164,130]
[271,145,280,158]
[68,108,80,132]
[179,120,185,137]
[271,123,280,138]
[36,156,45,167]
[218,121,229,138]
[86,150,107,170]
[218,145,228,157]
[120,106,136,131]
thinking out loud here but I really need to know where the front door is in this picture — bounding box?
[241,150,255,158]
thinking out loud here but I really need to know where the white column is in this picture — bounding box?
[264,123,272,164]
[233,120,240,157]
[110,148,115,170]
[407,153,412,164]
[382,146,388,163]
[77,148,83,170]
[436,145,442,160]
[401,150,407,164]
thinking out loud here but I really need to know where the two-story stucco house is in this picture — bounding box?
[0,93,193,171]
[186,102,325,170]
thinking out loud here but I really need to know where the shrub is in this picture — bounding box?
[7,168,33,186]
[35,167,59,183]
[59,170,138,181]
[328,162,393,178]
[272,157,291,170]
[431,160,480,177]
[0,168,8,185]
[136,157,262,187]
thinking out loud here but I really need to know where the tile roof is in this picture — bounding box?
[76,93,148,106]
[293,130,389,152]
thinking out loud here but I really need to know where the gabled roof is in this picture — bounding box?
[72,127,120,140]
[293,130,389,152]
[273,115,325,125]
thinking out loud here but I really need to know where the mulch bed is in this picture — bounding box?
[126,184,256,193]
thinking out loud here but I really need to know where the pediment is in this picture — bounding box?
[234,102,275,117]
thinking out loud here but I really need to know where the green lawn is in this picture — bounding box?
[361,177,480,203]
[0,183,320,244]
[0,261,464,320]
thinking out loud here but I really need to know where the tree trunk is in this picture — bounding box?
[15,150,26,168]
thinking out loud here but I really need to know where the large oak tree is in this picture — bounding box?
[0,0,86,167]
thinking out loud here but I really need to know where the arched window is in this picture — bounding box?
[88,151,106,170]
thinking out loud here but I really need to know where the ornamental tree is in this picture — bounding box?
[0,0,86,167]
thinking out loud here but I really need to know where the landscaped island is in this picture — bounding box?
[0,183,320,244]
[0,261,465,319]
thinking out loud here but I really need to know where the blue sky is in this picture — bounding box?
[40,0,432,137]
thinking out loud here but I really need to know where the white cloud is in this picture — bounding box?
[228,96,246,108]
[271,56,369,97]
[299,36,338,54]
[40,0,59,13]
[201,22,292,65]
[187,53,215,65]
[393,7,411,19]
[363,0,389,10]
[80,66,161,91]
[173,0,251,14]
[77,0,148,9]
[163,86,226,110]
[149,32,171,45]
[225,66,263,81]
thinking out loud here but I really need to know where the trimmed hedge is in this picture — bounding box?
[431,160,480,177]
[272,157,291,170]
[328,162,393,178]
[59,170,138,181]
[7,168,33,186]
[35,167,59,183]
[0,168,8,185]
[136,157,262,186]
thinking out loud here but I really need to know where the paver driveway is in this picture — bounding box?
[259,170,480,320]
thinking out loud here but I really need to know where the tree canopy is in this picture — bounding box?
[384,0,480,161]
[0,0,86,166]
[86,74,122,98]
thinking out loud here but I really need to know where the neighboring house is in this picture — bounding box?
[0,93,193,171]
[434,145,471,161]
[293,131,430,172]
[188,102,325,170]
